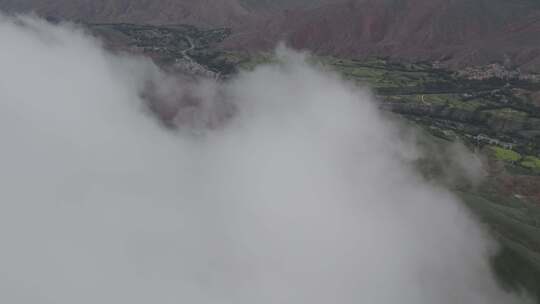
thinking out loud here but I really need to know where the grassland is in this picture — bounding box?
[522,156,540,172]
[491,146,522,162]
[418,130,540,302]
[459,190,540,300]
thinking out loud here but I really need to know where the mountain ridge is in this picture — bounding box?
[1,0,539,71]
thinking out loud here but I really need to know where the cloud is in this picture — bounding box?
[0,14,531,304]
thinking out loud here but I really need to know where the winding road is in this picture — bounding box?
[179,35,220,79]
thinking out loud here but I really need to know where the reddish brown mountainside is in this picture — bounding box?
[0,0,256,28]
[1,0,539,71]
[224,0,540,71]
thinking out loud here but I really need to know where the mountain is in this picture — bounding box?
[239,0,327,10]
[0,0,254,27]
[224,0,540,71]
[1,0,540,71]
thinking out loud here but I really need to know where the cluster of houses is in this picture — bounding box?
[473,134,514,149]
[173,58,221,80]
[458,63,540,82]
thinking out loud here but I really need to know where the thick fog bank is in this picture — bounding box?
[0,15,530,304]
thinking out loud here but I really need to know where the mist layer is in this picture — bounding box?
[0,15,529,304]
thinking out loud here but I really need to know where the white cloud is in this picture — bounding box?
[0,14,530,304]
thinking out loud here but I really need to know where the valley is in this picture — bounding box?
[1,0,540,301]
[87,22,540,300]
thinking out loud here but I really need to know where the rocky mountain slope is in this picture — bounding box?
[1,0,539,71]
[224,0,540,71]
[0,0,254,27]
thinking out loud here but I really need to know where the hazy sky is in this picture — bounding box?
[0,15,530,304]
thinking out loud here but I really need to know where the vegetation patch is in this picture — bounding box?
[521,156,540,171]
[491,146,522,162]
[485,108,529,121]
